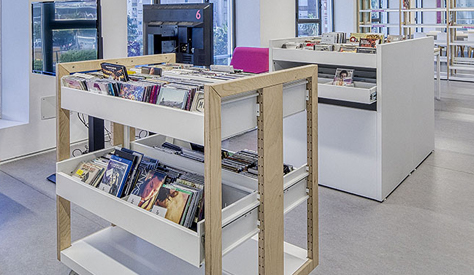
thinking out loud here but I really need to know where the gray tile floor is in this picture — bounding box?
[1,80,474,275]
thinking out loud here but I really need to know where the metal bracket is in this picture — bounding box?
[256,104,261,117]
[306,89,310,101]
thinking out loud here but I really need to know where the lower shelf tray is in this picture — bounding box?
[57,146,308,267]
[61,227,308,275]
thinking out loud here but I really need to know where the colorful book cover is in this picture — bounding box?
[157,87,189,110]
[119,83,146,101]
[359,38,379,48]
[101,62,129,81]
[151,184,192,225]
[98,155,132,197]
[128,170,167,211]
[332,68,354,87]
[190,91,204,113]
[72,162,102,186]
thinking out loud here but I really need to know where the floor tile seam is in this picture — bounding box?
[432,148,474,159]
[0,170,107,228]
[424,162,474,177]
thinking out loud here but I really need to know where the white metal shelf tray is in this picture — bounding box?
[57,145,309,267]
[131,135,310,214]
[61,227,308,275]
[318,80,377,104]
[272,48,377,68]
[61,82,306,145]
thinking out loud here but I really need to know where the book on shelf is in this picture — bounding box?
[356,47,377,54]
[359,37,380,48]
[321,32,346,44]
[190,91,204,113]
[332,68,354,87]
[349,33,384,45]
[387,35,403,43]
[338,44,358,53]
[128,170,167,211]
[314,44,334,51]
[101,63,129,81]
[157,86,190,110]
[98,155,133,197]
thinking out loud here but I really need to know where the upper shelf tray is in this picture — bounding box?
[61,80,306,145]
[272,48,377,68]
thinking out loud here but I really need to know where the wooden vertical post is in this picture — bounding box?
[306,71,319,264]
[204,86,222,274]
[258,84,284,275]
[56,64,72,260]
[112,123,124,146]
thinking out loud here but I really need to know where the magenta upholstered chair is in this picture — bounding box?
[230,47,269,74]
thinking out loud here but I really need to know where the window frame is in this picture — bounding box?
[296,0,334,37]
[32,0,103,75]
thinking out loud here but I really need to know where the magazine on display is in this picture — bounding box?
[157,87,190,110]
[98,155,133,197]
[101,63,129,81]
[128,170,167,211]
[332,68,354,87]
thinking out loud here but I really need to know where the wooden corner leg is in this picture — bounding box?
[306,72,319,267]
[258,84,284,275]
[204,87,223,274]
[57,195,71,260]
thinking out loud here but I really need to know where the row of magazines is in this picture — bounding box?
[61,62,251,113]
[71,140,295,230]
[281,32,404,54]
[71,147,205,229]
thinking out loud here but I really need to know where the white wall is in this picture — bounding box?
[1,0,29,122]
[102,0,128,59]
[0,0,128,162]
[236,0,261,47]
[259,0,295,47]
[236,0,295,47]
[334,0,357,34]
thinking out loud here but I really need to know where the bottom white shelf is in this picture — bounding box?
[61,227,308,275]
[222,236,308,275]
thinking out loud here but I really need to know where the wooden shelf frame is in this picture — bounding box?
[56,53,319,275]
[356,0,474,81]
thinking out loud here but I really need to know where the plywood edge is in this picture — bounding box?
[57,195,71,260]
[211,65,318,98]
[204,87,223,274]
[59,53,176,73]
[293,259,317,275]
[56,64,71,162]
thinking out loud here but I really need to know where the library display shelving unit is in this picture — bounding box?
[269,37,434,202]
[447,1,474,81]
[357,0,474,81]
[357,0,402,35]
[55,54,320,274]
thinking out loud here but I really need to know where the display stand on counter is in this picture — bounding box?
[55,53,319,274]
[270,37,434,202]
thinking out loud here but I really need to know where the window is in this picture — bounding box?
[32,0,101,75]
[127,0,235,65]
[127,0,154,57]
[296,0,333,37]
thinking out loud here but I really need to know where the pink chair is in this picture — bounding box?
[230,47,269,74]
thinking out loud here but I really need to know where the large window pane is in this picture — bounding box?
[127,0,153,57]
[32,1,100,75]
[53,29,98,67]
[210,0,233,65]
[299,0,319,19]
[298,23,319,37]
[54,0,97,20]
[32,3,43,72]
